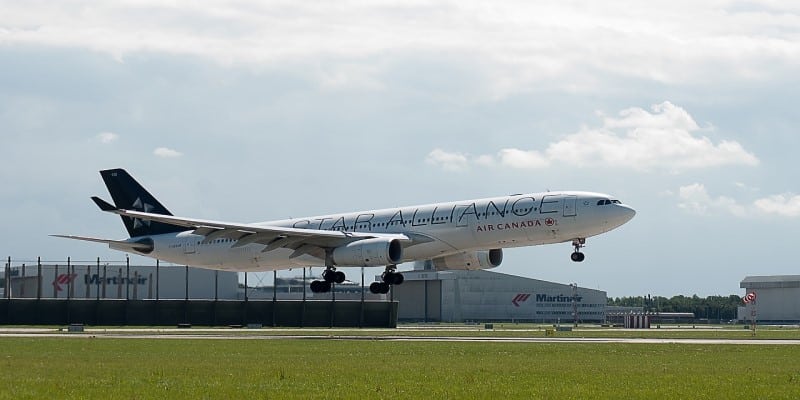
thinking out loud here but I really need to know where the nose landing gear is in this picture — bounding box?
[571,238,586,262]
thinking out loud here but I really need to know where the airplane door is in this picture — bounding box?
[452,205,474,228]
[184,240,197,255]
[563,195,577,217]
[451,204,480,244]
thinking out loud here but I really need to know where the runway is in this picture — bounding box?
[1,328,799,345]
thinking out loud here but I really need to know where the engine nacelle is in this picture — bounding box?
[331,238,403,267]
[431,249,503,271]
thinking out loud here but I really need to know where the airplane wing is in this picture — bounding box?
[89,196,421,258]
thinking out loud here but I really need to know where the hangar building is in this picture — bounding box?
[392,268,607,323]
[5,262,238,300]
[739,275,800,323]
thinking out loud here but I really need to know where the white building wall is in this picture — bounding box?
[741,276,800,323]
[9,264,238,300]
[742,288,800,322]
[437,270,606,323]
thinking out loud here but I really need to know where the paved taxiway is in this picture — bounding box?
[1,328,799,345]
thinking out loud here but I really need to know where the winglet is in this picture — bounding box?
[91,196,118,212]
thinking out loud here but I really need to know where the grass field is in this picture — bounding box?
[2,336,800,399]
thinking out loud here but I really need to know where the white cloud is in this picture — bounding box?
[153,147,183,158]
[497,149,550,169]
[734,182,760,193]
[754,194,800,217]
[426,149,468,171]
[1,2,799,95]
[96,132,118,144]
[473,154,496,167]
[548,102,758,170]
[677,183,747,217]
[676,184,800,218]
[433,102,759,172]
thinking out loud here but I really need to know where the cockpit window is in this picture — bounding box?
[597,199,622,206]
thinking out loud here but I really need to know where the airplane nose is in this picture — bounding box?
[618,204,636,223]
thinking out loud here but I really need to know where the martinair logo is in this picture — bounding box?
[52,273,78,291]
[512,293,531,307]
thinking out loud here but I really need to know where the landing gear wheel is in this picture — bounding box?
[381,266,404,285]
[334,271,346,284]
[322,267,345,283]
[370,282,390,294]
[369,282,381,294]
[315,265,344,292]
[570,238,586,262]
[382,271,403,285]
[310,280,332,293]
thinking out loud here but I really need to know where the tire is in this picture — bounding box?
[335,271,346,284]
[369,282,382,294]
[320,281,332,293]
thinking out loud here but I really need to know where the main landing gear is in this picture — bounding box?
[369,265,404,295]
[570,238,586,262]
[309,266,346,293]
[308,265,405,294]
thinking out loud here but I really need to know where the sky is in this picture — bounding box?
[1,1,798,297]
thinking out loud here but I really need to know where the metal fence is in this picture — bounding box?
[2,257,389,301]
[1,257,397,327]
[2,256,238,300]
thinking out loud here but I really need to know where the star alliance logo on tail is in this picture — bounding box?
[131,197,154,229]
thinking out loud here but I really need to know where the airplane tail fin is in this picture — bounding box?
[99,168,186,237]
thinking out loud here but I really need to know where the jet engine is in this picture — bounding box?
[331,238,403,266]
[431,249,503,271]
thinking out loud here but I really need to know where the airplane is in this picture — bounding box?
[54,168,636,294]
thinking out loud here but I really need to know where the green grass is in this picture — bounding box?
[2,337,800,399]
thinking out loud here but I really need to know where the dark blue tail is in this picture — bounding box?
[99,168,186,237]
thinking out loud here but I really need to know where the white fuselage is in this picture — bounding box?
[113,191,635,272]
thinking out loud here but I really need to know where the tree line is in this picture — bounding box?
[607,294,745,321]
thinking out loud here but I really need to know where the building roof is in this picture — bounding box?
[741,275,800,289]
[400,269,607,295]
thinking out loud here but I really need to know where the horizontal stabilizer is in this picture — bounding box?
[50,235,154,253]
[91,196,118,211]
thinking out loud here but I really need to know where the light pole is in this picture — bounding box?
[571,283,578,327]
